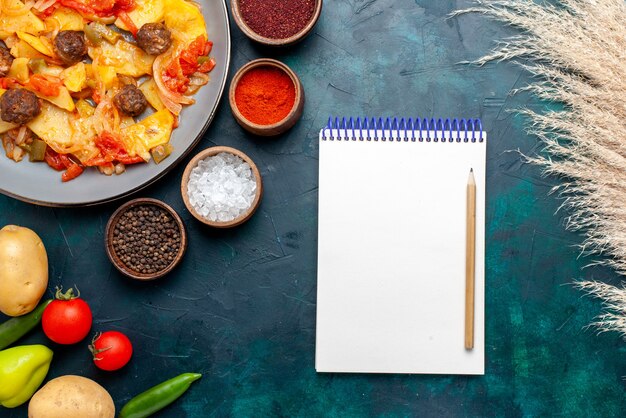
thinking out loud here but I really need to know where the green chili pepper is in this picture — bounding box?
[150,144,173,165]
[27,58,47,74]
[85,22,119,46]
[84,23,104,46]
[197,56,211,65]
[0,300,51,351]
[119,373,202,418]
[28,139,47,162]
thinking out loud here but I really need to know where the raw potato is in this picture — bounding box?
[0,226,48,317]
[28,375,115,418]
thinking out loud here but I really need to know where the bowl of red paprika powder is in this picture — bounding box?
[229,58,305,136]
[231,0,322,46]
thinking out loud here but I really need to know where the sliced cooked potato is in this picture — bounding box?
[34,86,76,112]
[164,0,207,45]
[120,116,135,129]
[0,120,18,134]
[47,7,85,31]
[27,102,74,150]
[16,32,53,57]
[139,78,165,111]
[95,65,118,90]
[76,99,95,118]
[61,62,87,92]
[28,102,99,160]
[0,1,45,40]
[89,40,155,77]
[10,40,48,61]
[115,0,165,32]
[121,109,174,160]
[8,57,29,83]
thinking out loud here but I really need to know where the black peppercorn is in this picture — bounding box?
[111,204,182,275]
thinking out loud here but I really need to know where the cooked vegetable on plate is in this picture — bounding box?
[0,0,216,181]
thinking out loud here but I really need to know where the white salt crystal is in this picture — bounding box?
[186,152,257,223]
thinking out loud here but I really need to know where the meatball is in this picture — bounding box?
[0,43,13,78]
[54,30,87,65]
[136,23,172,55]
[113,85,148,117]
[0,89,41,125]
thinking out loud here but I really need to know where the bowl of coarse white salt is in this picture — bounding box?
[181,146,263,228]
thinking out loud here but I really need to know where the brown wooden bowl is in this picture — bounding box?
[181,146,263,228]
[229,58,304,136]
[231,0,323,47]
[105,198,187,281]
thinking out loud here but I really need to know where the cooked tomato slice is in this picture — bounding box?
[44,148,65,171]
[197,58,216,73]
[27,74,62,97]
[0,77,21,89]
[61,163,84,182]
[117,11,138,36]
[116,155,144,165]
[59,0,96,15]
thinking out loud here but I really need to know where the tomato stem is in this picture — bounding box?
[54,285,81,300]
[88,332,112,360]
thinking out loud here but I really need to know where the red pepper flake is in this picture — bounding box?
[234,66,296,126]
[238,0,315,40]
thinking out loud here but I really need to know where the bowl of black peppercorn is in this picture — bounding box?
[105,198,187,280]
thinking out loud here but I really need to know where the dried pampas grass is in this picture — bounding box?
[454,0,626,337]
[576,281,626,338]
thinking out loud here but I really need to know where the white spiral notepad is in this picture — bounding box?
[316,117,486,375]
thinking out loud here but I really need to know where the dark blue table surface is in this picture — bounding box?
[2,1,625,417]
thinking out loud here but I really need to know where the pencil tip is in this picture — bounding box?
[470,168,473,173]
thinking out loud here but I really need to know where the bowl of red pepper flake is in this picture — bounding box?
[231,0,323,46]
[229,58,304,136]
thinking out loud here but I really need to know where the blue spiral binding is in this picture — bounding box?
[323,116,484,143]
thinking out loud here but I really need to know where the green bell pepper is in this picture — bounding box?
[0,345,53,408]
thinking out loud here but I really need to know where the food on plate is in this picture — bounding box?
[0,0,216,181]
[53,30,88,65]
[119,373,202,418]
[0,225,48,317]
[0,43,13,77]
[136,22,171,55]
[42,287,92,344]
[0,344,53,408]
[0,299,51,350]
[0,88,41,124]
[114,84,147,116]
[28,375,115,418]
[89,330,133,371]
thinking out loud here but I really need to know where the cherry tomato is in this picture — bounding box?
[42,287,92,344]
[89,331,133,371]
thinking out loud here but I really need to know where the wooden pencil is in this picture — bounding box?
[465,168,476,350]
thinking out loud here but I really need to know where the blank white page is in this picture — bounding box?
[316,131,486,374]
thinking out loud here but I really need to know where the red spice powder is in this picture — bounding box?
[238,0,316,40]
[234,66,296,126]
